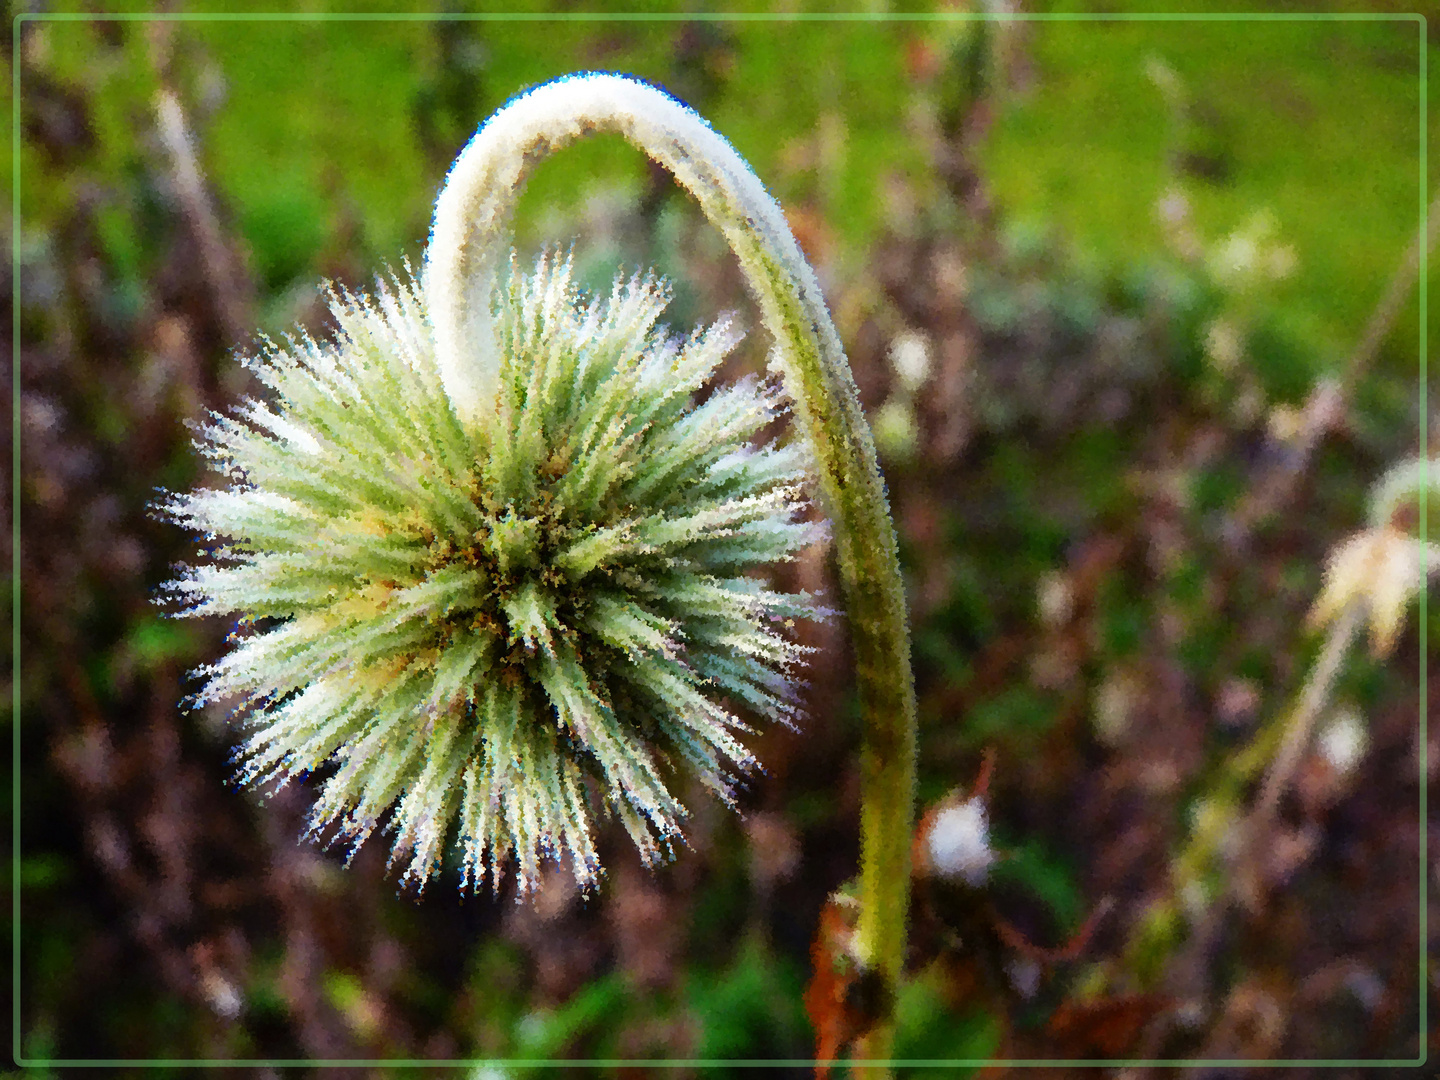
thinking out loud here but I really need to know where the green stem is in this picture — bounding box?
[424,73,918,1065]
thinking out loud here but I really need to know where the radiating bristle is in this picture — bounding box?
[160,252,825,897]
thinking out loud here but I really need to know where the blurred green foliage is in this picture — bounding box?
[892,966,998,1074]
[688,937,810,1065]
[983,7,1430,374]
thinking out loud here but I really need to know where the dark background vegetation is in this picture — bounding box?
[9,3,1436,1075]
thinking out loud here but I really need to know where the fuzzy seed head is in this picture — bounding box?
[162,253,824,896]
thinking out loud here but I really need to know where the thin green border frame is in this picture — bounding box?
[9,8,1428,1071]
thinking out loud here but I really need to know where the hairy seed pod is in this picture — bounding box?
[161,252,824,895]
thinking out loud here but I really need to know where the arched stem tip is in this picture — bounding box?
[424,71,919,1065]
[423,72,835,431]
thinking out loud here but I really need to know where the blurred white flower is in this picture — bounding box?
[1308,525,1440,658]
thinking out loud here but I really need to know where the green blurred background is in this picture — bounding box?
[9,1,1435,1073]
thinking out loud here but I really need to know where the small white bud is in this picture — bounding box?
[889,330,931,393]
[1036,570,1073,628]
[1317,707,1367,777]
[925,797,994,886]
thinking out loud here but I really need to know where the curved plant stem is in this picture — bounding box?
[423,72,918,1064]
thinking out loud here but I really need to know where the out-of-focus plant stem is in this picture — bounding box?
[1250,603,1362,828]
[1124,603,1363,1063]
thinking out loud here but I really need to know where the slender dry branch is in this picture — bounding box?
[1224,191,1440,548]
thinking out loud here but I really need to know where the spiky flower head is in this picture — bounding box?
[162,252,823,895]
